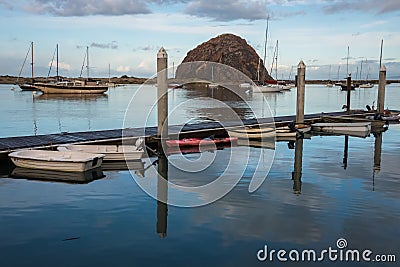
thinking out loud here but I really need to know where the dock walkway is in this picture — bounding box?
[0,111,352,156]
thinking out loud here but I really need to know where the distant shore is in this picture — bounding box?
[1,75,399,85]
[0,75,149,85]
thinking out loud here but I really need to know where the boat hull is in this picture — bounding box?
[35,83,108,94]
[311,122,371,134]
[58,145,144,161]
[9,150,104,172]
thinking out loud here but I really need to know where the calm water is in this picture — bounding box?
[0,83,399,266]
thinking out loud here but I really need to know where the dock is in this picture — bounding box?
[0,110,367,158]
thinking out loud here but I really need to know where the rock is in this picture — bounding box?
[176,33,272,82]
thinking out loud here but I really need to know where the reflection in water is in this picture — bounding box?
[292,138,303,194]
[35,93,108,102]
[342,135,349,169]
[157,152,168,238]
[9,167,105,184]
[373,132,383,191]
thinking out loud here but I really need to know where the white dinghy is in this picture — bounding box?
[58,138,144,161]
[9,150,104,172]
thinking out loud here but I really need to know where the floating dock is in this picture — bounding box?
[0,110,374,159]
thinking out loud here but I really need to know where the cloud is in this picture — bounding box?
[323,0,400,15]
[0,0,13,9]
[48,60,71,70]
[23,0,151,16]
[185,0,269,21]
[116,65,131,72]
[91,41,118,49]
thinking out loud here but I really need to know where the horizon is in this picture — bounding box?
[1,0,399,80]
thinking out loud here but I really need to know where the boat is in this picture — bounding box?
[166,137,237,148]
[321,115,387,131]
[359,83,374,88]
[227,126,275,139]
[311,122,371,134]
[10,167,105,184]
[35,80,108,94]
[275,124,311,141]
[8,150,104,172]
[58,139,144,161]
[35,46,108,94]
[326,65,334,87]
[359,58,374,88]
[252,84,283,93]
[16,42,38,91]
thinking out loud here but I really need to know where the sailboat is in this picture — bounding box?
[253,18,284,93]
[359,58,374,88]
[35,46,108,94]
[17,42,38,91]
[326,65,333,87]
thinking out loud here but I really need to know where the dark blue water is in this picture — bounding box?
[0,84,399,266]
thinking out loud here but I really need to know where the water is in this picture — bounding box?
[1,83,400,137]
[0,84,399,266]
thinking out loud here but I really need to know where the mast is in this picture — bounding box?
[360,60,363,82]
[379,39,383,68]
[31,42,34,82]
[275,40,278,80]
[56,44,59,81]
[337,65,341,81]
[329,65,331,80]
[86,46,90,79]
[108,63,111,83]
[346,46,350,75]
[263,16,269,81]
[257,58,260,82]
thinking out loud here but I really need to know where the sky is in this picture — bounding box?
[0,0,399,80]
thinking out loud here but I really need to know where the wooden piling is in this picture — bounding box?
[157,47,168,140]
[296,61,306,124]
[346,74,351,114]
[377,64,386,114]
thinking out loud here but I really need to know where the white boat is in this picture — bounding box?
[228,126,275,139]
[275,125,311,140]
[359,83,374,88]
[252,84,282,93]
[9,150,104,172]
[58,138,144,161]
[239,83,252,88]
[311,122,371,134]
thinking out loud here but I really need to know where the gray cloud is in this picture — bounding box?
[323,0,400,15]
[185,0,269,21]
[91,41,118,49]
[23,0,151,16]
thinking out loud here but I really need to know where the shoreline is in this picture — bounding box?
[1,75,399,85]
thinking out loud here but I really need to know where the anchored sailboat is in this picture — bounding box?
[35,46,108,94]
[17,42,38,91]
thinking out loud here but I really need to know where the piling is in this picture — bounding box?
[292,138,303,194]
[377,65,386,114]
[296,61,306,124]
[346,74,352,114]
[157,47,168,142]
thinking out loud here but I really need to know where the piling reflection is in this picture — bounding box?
[342,135,349,169]
[157,146,168,238]
[373,132,383,191]
[292,138,303,194]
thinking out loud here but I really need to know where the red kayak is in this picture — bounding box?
[166,137,238,148]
